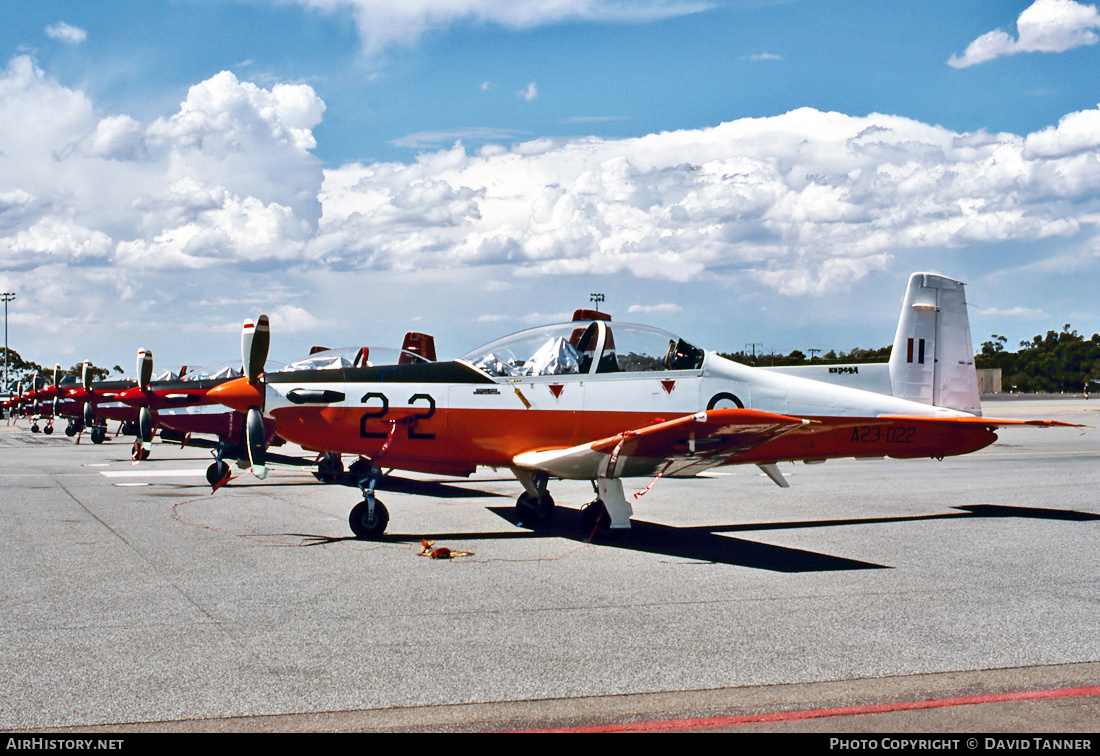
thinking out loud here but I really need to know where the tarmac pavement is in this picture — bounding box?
[0,398,1097,733]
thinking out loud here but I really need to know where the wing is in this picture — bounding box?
[513,407,808,480]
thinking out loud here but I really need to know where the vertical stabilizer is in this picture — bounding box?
[888,273,981,415]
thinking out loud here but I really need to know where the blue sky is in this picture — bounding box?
[2,0,1100,374]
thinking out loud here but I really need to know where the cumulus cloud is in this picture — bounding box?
[45,22,87,45]
[948,0,1100,68]
[8,53,1100,361]
[518,82,538,101]
[980,306,1045,318]
[292,0,712,55]
[628,303,683,314]
[312,106,1100,294]
[0,57,325,274]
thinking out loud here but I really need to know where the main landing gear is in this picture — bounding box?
[515,471,555,527]
[349,461,389,539]
[314,452,344,484]
[581,496,612,534]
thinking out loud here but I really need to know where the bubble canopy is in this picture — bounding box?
[460,320,707,378]
[276,347,428,373]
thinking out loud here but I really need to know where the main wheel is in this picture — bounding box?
[516,491,555,526]
[43,424,53,435]
[65,422,77,437]
[31,423,39,433]
[349,499,389,539]
[581,499,611,533]
[315,455,344,483]
[206,460,231,487]
[90,426,105,444]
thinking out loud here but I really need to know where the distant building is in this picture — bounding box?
[977,368,1002,394]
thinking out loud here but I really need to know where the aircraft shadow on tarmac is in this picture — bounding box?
[295,499,1099,573]
[147,470,1097,572]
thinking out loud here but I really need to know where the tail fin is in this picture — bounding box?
[889,273,980,415]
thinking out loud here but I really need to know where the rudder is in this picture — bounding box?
[889,273,981,415]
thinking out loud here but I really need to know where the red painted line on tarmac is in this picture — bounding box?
[518,685,1100,733]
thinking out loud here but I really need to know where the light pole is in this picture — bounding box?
[744,342,763,366]
[1,292,13,395]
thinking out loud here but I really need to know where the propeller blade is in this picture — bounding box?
[242,315,270,383]
[246,407,267,479]
[83,401,94,427]
[81,361,91,391]
[138,406,153,451]
[137,349,153,390]
[52,396,59,417]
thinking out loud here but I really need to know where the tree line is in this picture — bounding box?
[976,325,1100,393]
[722,324,1100,393]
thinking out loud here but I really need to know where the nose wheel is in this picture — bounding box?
[349,498,389,539]
[131,440,150,461]
[348,463,390,538]
[206,459,231,488]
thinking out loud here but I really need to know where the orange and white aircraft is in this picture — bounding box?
[209,273,1076,539]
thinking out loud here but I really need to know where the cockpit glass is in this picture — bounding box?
[461,322,706,377]
[180,360,244,382]
[277,347,427,373]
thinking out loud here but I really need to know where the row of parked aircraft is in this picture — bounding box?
[3,273,1078,539]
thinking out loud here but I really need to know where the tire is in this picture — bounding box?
[206,460,231,487]
[315,455,344,484]
[516,490,555,526]
[581,499,611,533]
[349,499,389,539]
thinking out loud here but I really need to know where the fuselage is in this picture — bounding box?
[212,322,998,479]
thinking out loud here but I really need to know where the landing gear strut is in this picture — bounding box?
[131,440,150,461]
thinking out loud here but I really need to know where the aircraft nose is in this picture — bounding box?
[116,386,147,407]
[207,377,264,413]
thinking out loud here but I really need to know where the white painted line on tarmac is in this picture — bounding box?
[100,469,207,478]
